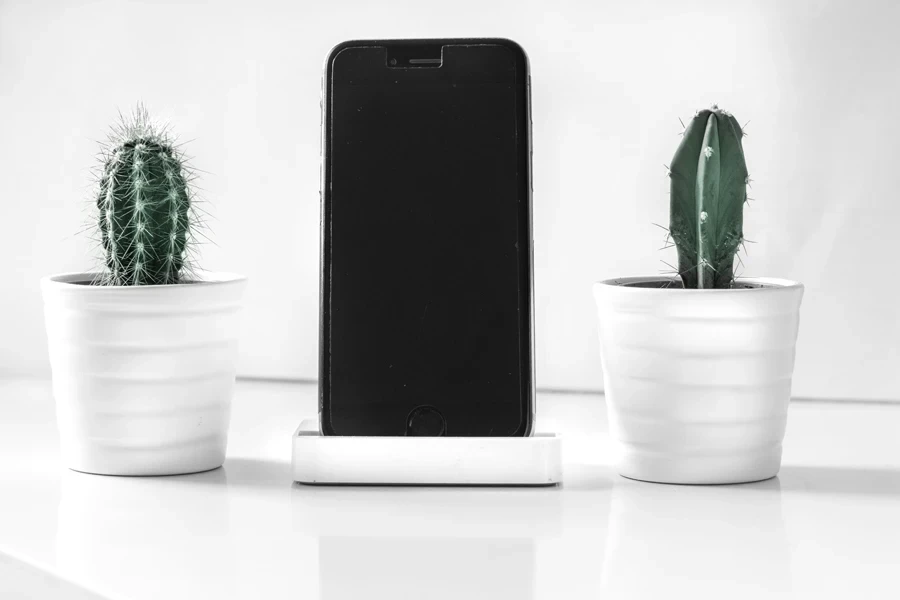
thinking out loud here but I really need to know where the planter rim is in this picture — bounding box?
[594,275,803,293]
[42,271,246,291]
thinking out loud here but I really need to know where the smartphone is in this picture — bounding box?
[319,38,533,437]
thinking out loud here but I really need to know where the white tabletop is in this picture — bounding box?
[1,378,898,600]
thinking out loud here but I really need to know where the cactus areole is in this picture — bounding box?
[669,106,748,289]
[95,107,196,286]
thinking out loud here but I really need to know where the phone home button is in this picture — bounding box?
[406,405,446,437]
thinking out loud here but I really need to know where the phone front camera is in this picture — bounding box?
[389,58,398,66]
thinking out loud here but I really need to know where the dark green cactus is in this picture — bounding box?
[669,105,748,289]
[94,106,198,286]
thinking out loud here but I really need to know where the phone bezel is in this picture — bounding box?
[319,38,535,437]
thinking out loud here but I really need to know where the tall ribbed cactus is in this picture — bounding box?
[94,106,197,286]
[669,105,748,289]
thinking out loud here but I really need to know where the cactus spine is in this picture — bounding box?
[95,106,197,286]
[669,106,748,289]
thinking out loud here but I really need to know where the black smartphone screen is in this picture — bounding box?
[322,40,532,436]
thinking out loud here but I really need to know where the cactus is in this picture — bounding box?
[669,105,748,289]
[93,106,199,286]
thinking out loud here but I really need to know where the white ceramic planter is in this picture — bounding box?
[593,276,804,484]
[41,272,246,476]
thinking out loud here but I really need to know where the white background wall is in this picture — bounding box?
[2,0,899,400]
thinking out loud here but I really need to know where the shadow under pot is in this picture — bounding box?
[592,276,804,485]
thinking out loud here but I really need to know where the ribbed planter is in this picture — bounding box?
[592,276,804,484]
[41,272,246,476]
